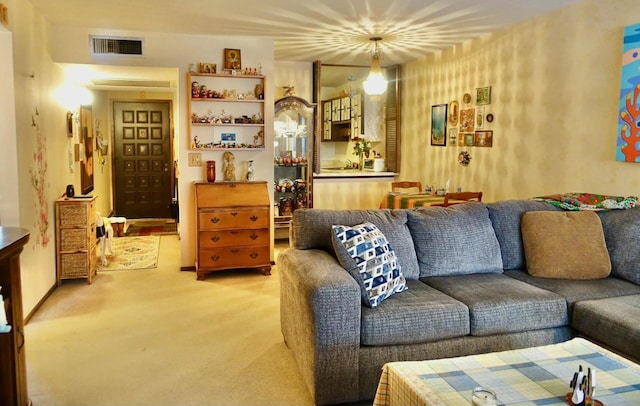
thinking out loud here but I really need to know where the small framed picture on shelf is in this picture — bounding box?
[221,132,237,144]
[224,48,241,70]
[199,63,216,74]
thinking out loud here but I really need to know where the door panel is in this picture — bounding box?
[113,101,172,218]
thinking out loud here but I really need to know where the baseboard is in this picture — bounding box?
[180,266,196,272]
[24,282,57,324]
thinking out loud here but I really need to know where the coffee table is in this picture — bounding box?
[373,338,640,405]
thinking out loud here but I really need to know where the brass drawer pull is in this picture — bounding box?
[210,217,220,223]
[231,212,238,216]
[250,252,258,259]
[250,233,258,240]
[210,255,220,261]
[249,215,258,222]
[231,249,239,254]
[230,231,238,235]
[210,236,220,242]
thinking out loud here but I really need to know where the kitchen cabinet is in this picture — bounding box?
[321,93,363,141]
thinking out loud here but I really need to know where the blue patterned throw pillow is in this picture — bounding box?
[331,222,407,308]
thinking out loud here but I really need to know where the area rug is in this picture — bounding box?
[125,220,178,236]
[97,235,160,271]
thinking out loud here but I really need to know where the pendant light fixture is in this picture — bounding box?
[363,37,388,96]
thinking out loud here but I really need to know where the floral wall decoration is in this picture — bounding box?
[458,151,472,166]
[617,22,640,162]
[29,107,50,247]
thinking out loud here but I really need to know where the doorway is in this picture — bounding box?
[112,101,173,219]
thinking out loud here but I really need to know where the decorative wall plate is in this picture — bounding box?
[486,113,494,122]
[463,93,472,104]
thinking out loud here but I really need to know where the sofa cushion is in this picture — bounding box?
[486,200,561,270]
[597,207,640,285]
[573,295,640,361]
[421,274,568,336]
[407,203,503,277]
[331,222,407,308]
[360,280,469,346]
[292,209,420,280]
[521,211,611,279]
[504,270,640,312]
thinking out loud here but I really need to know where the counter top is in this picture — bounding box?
[314,170,397,180]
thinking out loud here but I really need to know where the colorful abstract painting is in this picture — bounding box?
[617,23,640,162]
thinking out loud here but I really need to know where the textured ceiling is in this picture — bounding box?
[30,0,579,66]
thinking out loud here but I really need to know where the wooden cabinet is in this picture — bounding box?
[195,182,271,279]
[322,93,363,141]
[55,196,98,286]
[187,72,265,150]
[0,227,30,406]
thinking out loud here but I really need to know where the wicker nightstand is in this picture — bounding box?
[55,196,98,285]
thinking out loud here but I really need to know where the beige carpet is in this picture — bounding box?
[25,237,314,406]
[98,235,160,271]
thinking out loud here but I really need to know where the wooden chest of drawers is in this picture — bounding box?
[195,182,271,279]
[55,196,98,285]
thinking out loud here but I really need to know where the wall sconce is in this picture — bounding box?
[363,37,388,96]
[55,83,93,112]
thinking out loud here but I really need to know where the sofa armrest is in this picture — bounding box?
[278,248,361,405]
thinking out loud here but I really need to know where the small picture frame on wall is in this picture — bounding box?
[476,86,491,105]
[449,128,458,146]
[474,130,493,147]
[475,106,485,129]
[464,133,475,146]
[430,104,448,146]
[67,112,73,137]
[224,48,241,70]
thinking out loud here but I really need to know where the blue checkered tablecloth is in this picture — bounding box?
[373,338,640,406]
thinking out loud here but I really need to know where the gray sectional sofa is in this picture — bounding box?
[278,200,640,405]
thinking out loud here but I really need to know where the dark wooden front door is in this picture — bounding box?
[113,101,172,218]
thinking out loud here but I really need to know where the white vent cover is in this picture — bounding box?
[90,36,144,56]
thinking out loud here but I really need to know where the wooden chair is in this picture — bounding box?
[443,191,483,206]
[391,181,422,193]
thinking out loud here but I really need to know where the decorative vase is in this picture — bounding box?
[206,160,216,182]
[358,154,364,171]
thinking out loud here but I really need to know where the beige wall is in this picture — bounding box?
[402,0,640,202]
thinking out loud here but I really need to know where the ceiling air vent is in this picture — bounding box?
[90,36,144,56]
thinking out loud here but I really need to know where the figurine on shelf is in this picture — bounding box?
[223,151,236,181]
[192,81,200,98]
[246,160,255,181]
[199,85,208,98]
[253,130,264,147]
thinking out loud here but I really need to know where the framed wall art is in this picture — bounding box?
[224,48,241,70]
[460,108,475,132]
[430,104,448,146]
[475,106,485,129]
[448,100,459,126]
[464,133,475,146]
[617,23,640,162]
[448,128,458,146]
[476,86,491,105]
[474,130,493,147]
[79,106,94,195]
